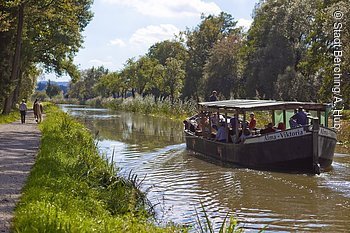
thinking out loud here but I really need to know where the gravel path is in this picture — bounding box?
[0,110,41,233]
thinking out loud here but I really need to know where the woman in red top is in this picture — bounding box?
[248,113,256,130]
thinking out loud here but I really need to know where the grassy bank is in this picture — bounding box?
[0,111,20,124]
[13,105,182,232]
[85,95,198,121]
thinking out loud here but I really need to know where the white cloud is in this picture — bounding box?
[109,38,126,47]
[129,24,180,46]
[101,0,221,18]
[89,59,114,66]
[237,18,253,30]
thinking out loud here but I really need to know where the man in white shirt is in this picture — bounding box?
[19,99,27,124]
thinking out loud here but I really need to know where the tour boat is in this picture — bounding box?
[184,99,337,174]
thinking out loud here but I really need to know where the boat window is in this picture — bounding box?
[285,110,296,129]
[320,111,326,126]
[274,110,283,127]
[273,110,296,129]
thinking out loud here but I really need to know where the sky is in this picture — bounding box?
[46,0,259,81]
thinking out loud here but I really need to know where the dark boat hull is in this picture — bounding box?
[185,127,336,174]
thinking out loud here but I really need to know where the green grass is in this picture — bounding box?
[0,110,20,124]
[13,105,182,233]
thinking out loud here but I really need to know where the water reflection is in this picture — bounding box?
[61,105,350,232]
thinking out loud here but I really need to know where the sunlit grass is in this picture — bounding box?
[0,110,20,124]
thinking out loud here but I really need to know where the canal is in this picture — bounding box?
[61,104,350,232]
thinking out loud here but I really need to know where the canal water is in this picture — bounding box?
[61,105,350,232]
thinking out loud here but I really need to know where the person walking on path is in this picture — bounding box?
[19,100,27,124]
[0,110,41,233]
[33,99,43,123]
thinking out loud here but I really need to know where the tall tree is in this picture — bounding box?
[203,34,243,99]
[163,58,185,103]
[69,66,108,100]
[46,80,62,98]
[183,12,238,100]
[245,0,318,100]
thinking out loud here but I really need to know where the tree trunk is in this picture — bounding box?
[11,68,23,108]
[2,4,24,114]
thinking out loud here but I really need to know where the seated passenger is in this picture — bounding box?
[261,123,276,134]
[237,128,252,144]
[215,121,227,142]
[248,112,256,130]
[277,122,285,131]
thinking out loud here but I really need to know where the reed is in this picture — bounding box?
[86,95,198,120]
[13,105,182,233]
[195,202,243,233]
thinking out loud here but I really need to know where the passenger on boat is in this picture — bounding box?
[215,121,227,142]
[237,128,252,143]
[248,112,256,130]
[277,122,286,131]
[230,116,237,132]
[260,123,276,134]
[198,112,211,138]
[291,107,308,125]
[209,90,218,101]
[183,120,196,132]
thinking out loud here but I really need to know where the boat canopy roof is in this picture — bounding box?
[198,99,332,112]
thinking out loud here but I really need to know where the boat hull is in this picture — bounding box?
[185,127,336,174]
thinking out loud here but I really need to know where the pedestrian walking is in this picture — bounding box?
[19,99,27,124]
[33,99,43,123]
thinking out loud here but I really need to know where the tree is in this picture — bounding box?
[183,12,238,100]
[274,66,319,101]
[203,34,243,99]
[163,58,185,103]
[46,80,62,98]
[69,66,108,100]
[244,0,321,99]
[148,40,188,67]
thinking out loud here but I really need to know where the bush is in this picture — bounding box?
[31,91,49,101]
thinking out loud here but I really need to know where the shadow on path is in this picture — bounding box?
[0,110,41,233]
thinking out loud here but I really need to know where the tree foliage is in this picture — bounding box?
[46,80,62,98]
[69,66,108,100]
[203,34,243,99]
[183,12,238,100]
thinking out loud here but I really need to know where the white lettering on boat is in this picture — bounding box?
[319,127,337,139]
[245,128,310,144]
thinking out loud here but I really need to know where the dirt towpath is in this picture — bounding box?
[0,110,41,232]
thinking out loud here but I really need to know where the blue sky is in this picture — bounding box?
[47,0,258,81]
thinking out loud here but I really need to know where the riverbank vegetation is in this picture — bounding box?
[86,95,198,120]
[0,110,19,124]
[13,105,182,232]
